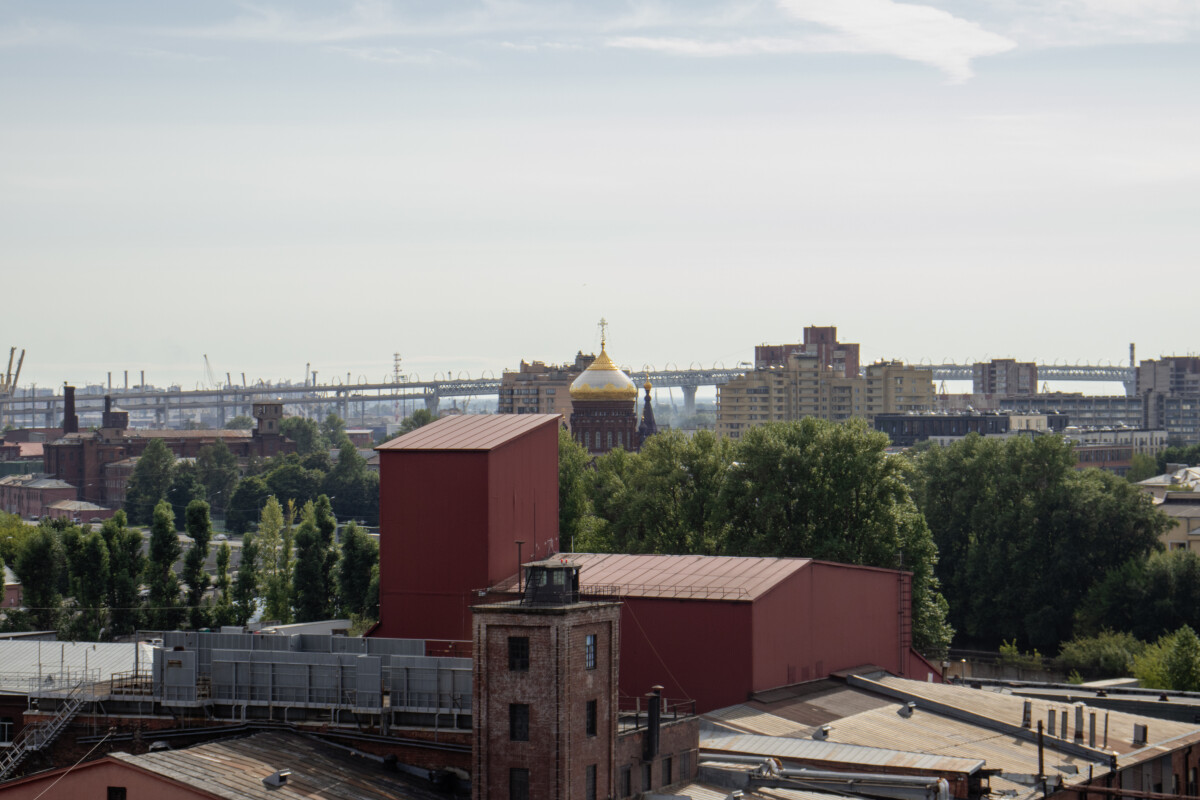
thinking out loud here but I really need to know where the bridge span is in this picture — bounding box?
[0,363,1135,429]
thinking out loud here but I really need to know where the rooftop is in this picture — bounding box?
[493,552,813,601]
[376,413,561,452]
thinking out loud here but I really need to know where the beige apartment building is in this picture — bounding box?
[496,352,595,423]
[716,354,934,439]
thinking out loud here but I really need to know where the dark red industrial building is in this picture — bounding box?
[374,413,939,711]
[372,413,562,641]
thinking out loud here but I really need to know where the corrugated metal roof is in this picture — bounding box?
[701,732,986,774]
[376,413,561,451]
[492,553,810,601]
[112,731,447,800]
[0,640,154,692]
[869,675,1200,756]
[748,682,893,727]
[661,778,850,800]
[707,704,811,737]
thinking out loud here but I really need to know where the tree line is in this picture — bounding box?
[0,493,378,639]
[123,412,380,533]
[560,421,1172,660]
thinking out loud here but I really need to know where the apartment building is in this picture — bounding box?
[496,352,594,423]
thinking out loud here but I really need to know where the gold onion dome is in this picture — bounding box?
[569,345,639,401]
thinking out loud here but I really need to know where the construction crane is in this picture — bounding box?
[1,347,25,398]
[203,354,220,390]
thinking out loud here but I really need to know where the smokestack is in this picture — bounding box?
[63,384,78,434]
[124,370,128,390]
[104,395,112,413]
[644,685,663,761]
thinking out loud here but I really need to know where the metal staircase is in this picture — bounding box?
[0,681,88,781]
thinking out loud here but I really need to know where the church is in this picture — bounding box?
[567,332,656,456]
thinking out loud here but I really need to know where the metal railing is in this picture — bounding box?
[0,681,89,781]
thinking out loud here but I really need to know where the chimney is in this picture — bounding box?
[644,685,663,761]
[104,395,112,413]
[1048,709,1056,736]
[1021,700,1032,728]
[63,384,78,434]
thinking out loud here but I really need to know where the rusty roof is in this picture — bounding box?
[111,731,448,800]
[376,413,561,452]
[493,552,811,601]
[701,732,986,774]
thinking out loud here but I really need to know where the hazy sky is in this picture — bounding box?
[2,1,1197,390]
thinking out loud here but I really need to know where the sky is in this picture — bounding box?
[2,0,1197,391]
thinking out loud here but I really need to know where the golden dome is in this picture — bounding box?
[569,345,639,401]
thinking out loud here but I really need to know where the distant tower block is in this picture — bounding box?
[252,401,283,434]
[472,560,620,800]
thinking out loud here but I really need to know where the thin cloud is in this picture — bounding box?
[778,0,1016,82]
[324,44,469,66]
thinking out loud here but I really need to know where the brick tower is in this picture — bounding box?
[472,559,620,800]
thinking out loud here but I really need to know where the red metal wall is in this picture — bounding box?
[616,597,753,713]
[752,561,907,692]
[374,421,559,641]
[375,450,490,640]
[485,423,560,584]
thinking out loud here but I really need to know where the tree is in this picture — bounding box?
[0,510,31,567]
[102,512,144,636]
[1127,453,1159,484]
[182,500,213,629]
[145,500,183,630]
[224,415,254,430]
[68,531,109,640]
[166,462,205,529]
[913,434,1169,652]
[292,511,328,622]
[257,497,293,624]
[280,416,327,455]
[717,419,952,656]
[323,443,378,523]
[1076,550,1200,642]
[226,476,271,535]
[232,532,259,626]
[1136,626,1200,691]
[125,438,176,525]
[15,526,64,631]
[321,413,351,449]
[209,542,235,626]
[266,462,324,508]
[1057,630,1146,679]
[558,427,593,553]
[336,521,378,617]
[196,439,240,516]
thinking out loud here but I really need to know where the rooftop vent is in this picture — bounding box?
[898,701,917,718]
[1133,724,1148,747]
[812,725,831,741]
[263,769,292,788]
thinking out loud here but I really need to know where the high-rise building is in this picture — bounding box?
[972,359,1038,395]
[497,353,595,420]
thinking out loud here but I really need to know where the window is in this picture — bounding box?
[0,717,12,743]
[510,703,530,741]
[586,764,597,800]
[585,634,597,669]
[681,751,691,781]
[508,637,529,671]
[620,765,632,798]
[107,790,127,800]
[663,756,673,785]
[510,767,530,800]
[607,431,613,448]
[586,699,597,736]
[642,762,653,791]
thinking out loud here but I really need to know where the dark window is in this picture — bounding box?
[0,717,12,743]
[508,636,529,671]
[586,764,597,800]
[510,768,530,800]
[510,703,530,741]
[663,756,673,785]
[642,762,653,791]
[107,789,127,800]
[586,699,597,736]
[681,751,691,780]
[620,765,632,798]
[585,634,597,669]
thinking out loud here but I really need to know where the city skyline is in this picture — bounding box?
[3,1,1196,390]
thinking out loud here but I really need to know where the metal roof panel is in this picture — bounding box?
[376,413,561,451]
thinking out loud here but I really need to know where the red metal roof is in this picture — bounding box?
[496,552,811,601]
[376,413,561,452]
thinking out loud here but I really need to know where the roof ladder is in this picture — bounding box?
[0,681,88,781]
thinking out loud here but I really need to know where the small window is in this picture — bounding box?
[508,637,529,671]
[585,634,597,670]
[620,765,632,798]
[510,703,530,741]
[108,790,128,800]
[510,767,530,800]
[586,764,597,800]
[642,762,653,791]
[586,699,597,736]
